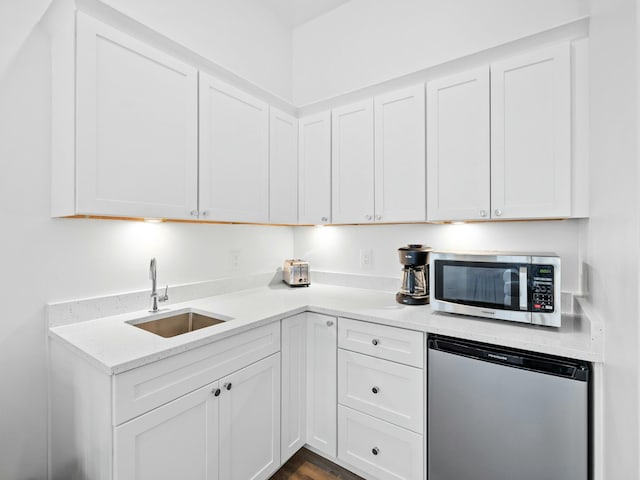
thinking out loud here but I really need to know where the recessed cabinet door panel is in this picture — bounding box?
[306,313,338,457]
[298,112,331,224]
[491,43,571,219]
[199,74,269,223]
[374,86,426,222]
[426,67,490,221]
[332,100,375,224]
[219,353,281,480]
[76,13,198,219]
[281,315,307,463]
[114,382,219,480]
[269,108,298,224]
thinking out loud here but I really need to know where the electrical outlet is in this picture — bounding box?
[360,249,372,270]
[230,250,240,271]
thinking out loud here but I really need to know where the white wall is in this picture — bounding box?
[585,0,639,478]
[294,220,585,293]
[292,0,589,105]
[101,0,294,101]
[0,24,292,478]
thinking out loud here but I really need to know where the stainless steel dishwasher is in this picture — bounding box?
[427,335,589,480]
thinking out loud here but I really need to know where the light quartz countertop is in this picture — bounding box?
[49,283,602,375]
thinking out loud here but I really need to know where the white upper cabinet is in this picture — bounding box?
[269,108,298,224]
[332,100,375,224]
[75,13,198,219]
[427,67,490,221]
[199,74,269,223]
[374,85,426,222]
[298,112,332,225]
[491,43,571,219]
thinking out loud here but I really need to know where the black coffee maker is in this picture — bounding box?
[396,244,431,305]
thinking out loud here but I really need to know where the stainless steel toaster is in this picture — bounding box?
[283,259,310,287]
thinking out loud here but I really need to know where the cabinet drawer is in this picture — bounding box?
[113,322,280,425]
[338,350,423,433]
[338,406,423,480]
[338,318,424,367]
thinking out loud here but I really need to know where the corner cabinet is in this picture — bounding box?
[305,313,338,457]
[270,108,299,224]
[298,112,332,225]
[199,74,270,223]
[73,13,199,219]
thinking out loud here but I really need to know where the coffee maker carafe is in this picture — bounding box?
[396,244,431,305]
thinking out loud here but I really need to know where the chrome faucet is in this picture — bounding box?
[149,258,169,313]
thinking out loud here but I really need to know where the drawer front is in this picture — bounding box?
[114,322,280,425]
[338,406,423,480]
[338,350,423,433]
[338,318,424,367]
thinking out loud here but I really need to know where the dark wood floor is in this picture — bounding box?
[269,448,364,480]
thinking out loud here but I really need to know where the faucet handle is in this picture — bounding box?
[161,285,169,302]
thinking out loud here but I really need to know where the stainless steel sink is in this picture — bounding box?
[130,311,228,338]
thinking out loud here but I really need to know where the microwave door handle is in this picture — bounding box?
[519,267,528,310]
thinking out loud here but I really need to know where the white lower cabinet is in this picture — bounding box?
[338,350,423,433]
[115,353,280,480]
[337,317,425,480]
[280,314,307,462]
[115,381,220,480]
[338,406,423,480]
[219,353,281,480]
[306,312,338,457]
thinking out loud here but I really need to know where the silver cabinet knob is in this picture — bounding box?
[372,447,380,456]
[372,386,380,394]
[371,338,379,346]
[321,216,328,222]
[375,214,382,221]
[190,210,199,217]
[494,209,503,217]
[201,210,210,217]
[326,320,334,327]
[365,214,373,221]
[479,209,487,218]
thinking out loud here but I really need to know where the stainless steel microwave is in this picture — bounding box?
[430,251,561,327]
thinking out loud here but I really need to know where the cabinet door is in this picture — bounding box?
[298,112,332,225]
[491,43,571,219]
[114,382,219,480]
[374,86,426,222]
[219,353,281,480]
[332,100,375,224]
[306,313,338,457]
[199,74,269,222]
[76,13,198,219]
[427,67,490,221]
[270,108,298,224]
[281,315,307,462]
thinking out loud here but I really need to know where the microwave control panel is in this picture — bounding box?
[531,265,555,312]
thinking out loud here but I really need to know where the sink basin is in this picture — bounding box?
[130,311,229,338]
